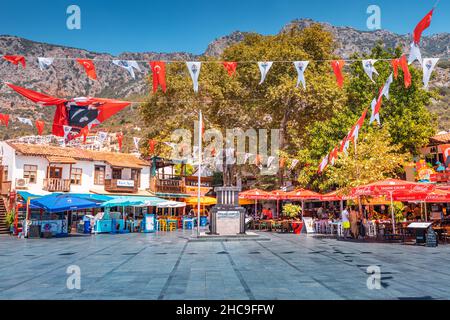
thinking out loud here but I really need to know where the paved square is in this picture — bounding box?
[1,231,450,300]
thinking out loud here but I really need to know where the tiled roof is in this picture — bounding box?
[430,133,450,144]
[7,142,148,169]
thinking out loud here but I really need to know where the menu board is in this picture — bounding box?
[426,228,438,247]
[302,217,315,234]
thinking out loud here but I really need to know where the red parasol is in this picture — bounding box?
[284,188,322,200]
[351,179,434,197]
[239,189,273,200]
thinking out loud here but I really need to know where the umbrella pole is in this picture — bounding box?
[390,192,396,234]
[255,199,257,218]
[424,201,428,222]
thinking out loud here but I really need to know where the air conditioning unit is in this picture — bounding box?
[15,178,29,189]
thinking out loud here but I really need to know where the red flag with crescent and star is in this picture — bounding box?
[331,60,345,88]
[222,62,237,76]
[149,139,157,154]
[391,58,400,79]
[413,9,434,45]
[150,61,167,93]
[76,59,97,80]
[3,55,26,68]
[35,120,45,135]
[0,114,9,127]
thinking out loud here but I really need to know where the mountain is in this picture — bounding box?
[0,18,449,138]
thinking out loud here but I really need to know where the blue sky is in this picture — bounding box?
[0,0,448,55]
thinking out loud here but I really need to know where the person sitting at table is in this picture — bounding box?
[266,208,273,220]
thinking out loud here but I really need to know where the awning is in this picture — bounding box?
[100,196,167,208]
[30,194,103,213]
[185,196,217,206]
[46,156,77,164]
[155,201,186,208]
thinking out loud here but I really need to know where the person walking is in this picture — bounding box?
[349,206,359,239]
[341,206,350,239]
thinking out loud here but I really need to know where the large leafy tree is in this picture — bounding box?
[140,25,345,185]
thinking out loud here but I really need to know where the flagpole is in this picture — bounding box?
[197,110,202,237]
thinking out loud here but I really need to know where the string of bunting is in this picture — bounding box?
[314,4,441,174]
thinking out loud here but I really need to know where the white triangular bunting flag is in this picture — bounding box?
[381,73,393,100]
[362,59,378,82]
[422,58,439,89]
[293,61,309,89]
[63,125,72,140]
[408,42,422,65]
[186,62,201,93]
[37,57,54,71]
[112,60,140,79]
[133,137,141,150]
[98,131,108,144]
[318,155,329,173]
[290,159,299,170]
[258,61,273,84]
[369,98,381,125]
[243,153,251,164]
[267,156,276,168]
[17,117,33,126]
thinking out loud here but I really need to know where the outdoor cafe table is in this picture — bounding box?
[182,217,197,229]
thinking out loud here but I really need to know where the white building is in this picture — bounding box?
[0,142,151,196]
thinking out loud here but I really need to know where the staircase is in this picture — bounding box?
[0,197,10,234]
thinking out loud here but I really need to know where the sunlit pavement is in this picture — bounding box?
[1,231,450,300]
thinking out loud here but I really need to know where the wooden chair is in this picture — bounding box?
[167,220,177,231]
[158,219,167,231]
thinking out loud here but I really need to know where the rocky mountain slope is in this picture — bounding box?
[0,18,448,138]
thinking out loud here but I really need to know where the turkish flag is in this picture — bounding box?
[331,60,345,88]
[35,120,45,135]
[80,126,89,144]
[0,114,9,127]
[413,9,433,45]
[116,132,124,151]
[149,139,157,154]
[391,58,400,79]
[400,55,411,88]
[3,55,26,68]
[150,61,167,93]
[223,62,237,76]
[255,154,262,166]
[439,144,450,168]
[76,59,97,80]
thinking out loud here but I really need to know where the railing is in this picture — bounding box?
[150,176,186,194]
[104,179,138,193]
[43,178,71,192]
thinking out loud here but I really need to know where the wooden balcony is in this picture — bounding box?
[105,179,138,193]
[43,178,71,192]
[150,176,186,195]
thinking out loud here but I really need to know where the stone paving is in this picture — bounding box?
[1,230,450,300]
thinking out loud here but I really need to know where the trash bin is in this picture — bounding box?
[292,222,303,235]
[83,220,91,234]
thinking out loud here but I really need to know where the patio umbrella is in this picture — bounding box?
[185,196,217,206]
[351,179,435,233]
[239,189,273,217]
[284,189,322,213]
[269,190,289,217]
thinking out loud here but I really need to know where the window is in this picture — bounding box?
[70,168,82,185]
[48,167,62,179]
[23,165,38,184]
[2,166,8,182]
[112,168,122,180]
[94,166,105,185]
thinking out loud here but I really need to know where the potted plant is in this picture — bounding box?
[5,209,15,234]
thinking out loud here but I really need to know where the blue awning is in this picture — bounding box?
[30,194,103,213]
[100,196,168,208]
